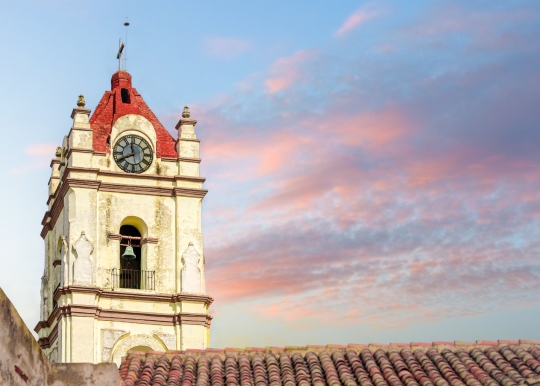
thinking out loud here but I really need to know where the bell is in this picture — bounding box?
[121,246,136,260]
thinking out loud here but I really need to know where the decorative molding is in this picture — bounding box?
[178,138,200,143]
[69,126,93,132]
[175,119,197,129]
[160,157,178,162]
[37,321,58,349]
[174,187,208,198]
[35,304,61,333]
[99,182,174,197]
[39,304,212,331]
[66,178,101,189]
[50,159,61,167]
[53,285,102,303]
[36,287,214,336]
[41,211,51,226]
[70,107,91,119]
[174,175,206,183]
[65,147,94,160]
[50,285,213,306]
[94,168,175,182]
[178,157,202,164]
[172,294,213,305]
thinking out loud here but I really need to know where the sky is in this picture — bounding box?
[0,0,539,348]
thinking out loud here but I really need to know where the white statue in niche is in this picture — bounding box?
[72,231,94,286]
[181,242,201,293]
[40,275,49,320]
[61,236,68,286]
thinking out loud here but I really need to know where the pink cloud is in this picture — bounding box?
[335,5,381,36]
[11,143,57,174]
[265,50,318,94]
[195,2,540,333]
[204,37,251,59]
[25,143,57,156]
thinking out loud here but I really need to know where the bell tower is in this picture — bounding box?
[35,70,213,365]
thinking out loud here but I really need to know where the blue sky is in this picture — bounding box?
[0,0,539,348]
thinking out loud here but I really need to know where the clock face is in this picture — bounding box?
[113,135,153,173]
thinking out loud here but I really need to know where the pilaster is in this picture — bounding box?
[67,96,93,168]
[174,107,205,294]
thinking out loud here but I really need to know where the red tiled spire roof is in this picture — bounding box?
[89,70,178,158]
[118,341,540,386]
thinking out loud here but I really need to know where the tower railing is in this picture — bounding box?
[111,269,155,290]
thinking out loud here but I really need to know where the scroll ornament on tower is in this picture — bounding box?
[72,232,94,286]
[181,242,202,293]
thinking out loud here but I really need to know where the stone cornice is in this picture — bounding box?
[174,188,208,198]
[70,107,91,119]
[36,294,213,338]
[174,175,206,183]
[178,157,202,163]
[50,285,213,306]
[37,321,58,349]
[65,147,94,160]
[36,285,214,334]
[64,166,206,183]
[175,119,198,129]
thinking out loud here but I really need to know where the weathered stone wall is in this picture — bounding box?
[0,288,122,385]
[0,288,51,385]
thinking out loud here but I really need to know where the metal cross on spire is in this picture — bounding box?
[117,38,125,71]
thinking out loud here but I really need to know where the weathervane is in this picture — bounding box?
[117,39,125,71]
[116,19,130,71]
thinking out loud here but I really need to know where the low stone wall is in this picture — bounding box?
[0,288,122,386]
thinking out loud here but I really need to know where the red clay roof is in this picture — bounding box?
[89,70,178,159]
[118,341,540,386]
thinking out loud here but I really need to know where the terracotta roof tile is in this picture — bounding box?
[119,343,540,386]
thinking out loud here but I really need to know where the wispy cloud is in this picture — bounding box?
[204,37,251,59]
[335,5,381,36]
[11,144,56,174]
[195,2,540,331]
[264,50,318,94]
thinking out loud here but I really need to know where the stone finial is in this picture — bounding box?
[55,147,62,158]
[182,106,190,119]
[77,94,86,107]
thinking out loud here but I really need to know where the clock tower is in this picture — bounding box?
[35,70,212,366]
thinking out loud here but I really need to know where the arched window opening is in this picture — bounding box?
[121,88,131,104]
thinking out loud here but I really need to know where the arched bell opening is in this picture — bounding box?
[119,225,141,270]
[118,225,143,289]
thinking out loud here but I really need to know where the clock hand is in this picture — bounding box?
[117,152,135,161]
